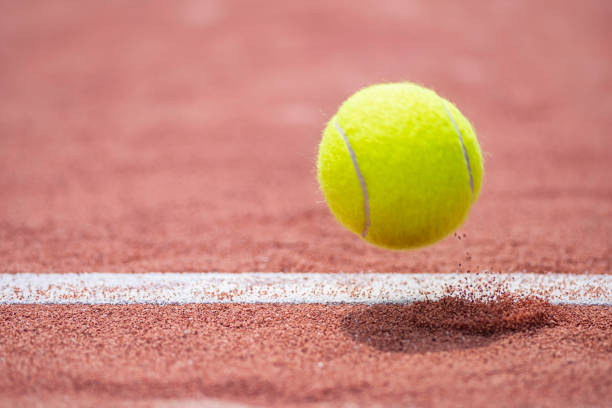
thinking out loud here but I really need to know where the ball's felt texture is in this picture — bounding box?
[317,82,483,249]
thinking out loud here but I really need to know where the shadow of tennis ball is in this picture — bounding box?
[342,295,559,353]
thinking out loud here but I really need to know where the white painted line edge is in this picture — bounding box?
[0,273,610,305]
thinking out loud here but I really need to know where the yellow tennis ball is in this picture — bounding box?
[317,82,484,249]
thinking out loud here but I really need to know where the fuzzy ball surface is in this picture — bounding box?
[317,82,484,249]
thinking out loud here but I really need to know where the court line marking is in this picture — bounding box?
[1,273,610,305]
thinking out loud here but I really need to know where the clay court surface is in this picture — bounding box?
[1,1,611,407]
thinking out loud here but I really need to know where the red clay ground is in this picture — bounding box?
[1,304,611,408]
[1,0,611,407]
[1,0,610,274]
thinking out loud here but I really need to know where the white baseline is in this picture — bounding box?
[0,273,610,305]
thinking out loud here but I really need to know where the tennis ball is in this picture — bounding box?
[317,82,483,249]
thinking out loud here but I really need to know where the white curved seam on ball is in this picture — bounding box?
[335,118,370,238]
[441,101,474,195]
